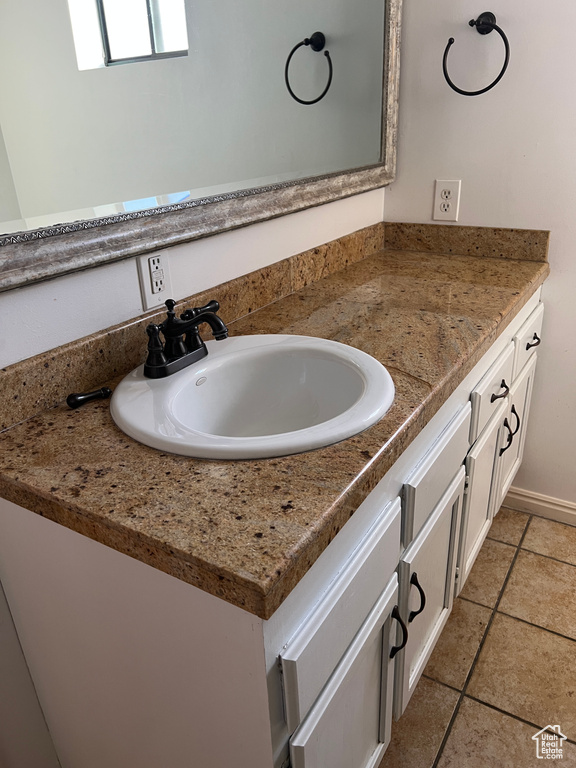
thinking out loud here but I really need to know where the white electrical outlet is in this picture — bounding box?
[433,180,461,221]
[137,253,173,311]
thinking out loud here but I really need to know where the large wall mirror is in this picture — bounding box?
[0,0,402,292]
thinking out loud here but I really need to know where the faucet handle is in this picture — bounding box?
[145,324,167,368]
[180,300,220,322]
[197,299,220,313]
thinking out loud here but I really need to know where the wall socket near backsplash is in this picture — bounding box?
[433,180,461,221]
[137,253,174,310]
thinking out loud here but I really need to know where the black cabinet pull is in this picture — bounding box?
[390,606,408,659]
[510,404,521,436]
[499,417,514,456]
[490,379,510,403]
[408,572,427,623]
[526,332,541,350]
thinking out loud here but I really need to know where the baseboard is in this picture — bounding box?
[504,487,576,526]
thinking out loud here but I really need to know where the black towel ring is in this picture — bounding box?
[443,12,510,96]
[285,31,333,105]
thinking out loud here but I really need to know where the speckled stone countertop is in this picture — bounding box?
[0,229,549,619]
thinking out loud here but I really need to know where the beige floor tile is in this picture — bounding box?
[459,538,516,608]
[467,613,576,740]
[499,550,576,639]
[424,598,491,690]
[523,516,576,566]
[378,677,459,768]
[437,697,576,767]
[488,506,530,546]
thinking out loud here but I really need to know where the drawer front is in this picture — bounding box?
[281,498,401,733]
[470,343,514,443]
[513,303,544,379]
[289,575,399,768]
[402,403,471,545]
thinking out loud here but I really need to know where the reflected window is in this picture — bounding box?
[67,0,188,70]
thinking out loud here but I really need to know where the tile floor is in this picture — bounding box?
[379,507,576,767]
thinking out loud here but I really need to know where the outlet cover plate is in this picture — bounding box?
[433,180,461,221]
[137,253,173,311]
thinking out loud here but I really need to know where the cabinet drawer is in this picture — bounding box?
[280,498,401,733]
[289,574,398,768]
[470,343,514,443]
[513,303,544,379]
[403,403,471,545]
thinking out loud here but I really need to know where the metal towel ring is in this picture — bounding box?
[443,12,510,96]
[285,31,333,105]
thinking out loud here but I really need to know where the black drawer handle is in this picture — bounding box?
[490,379,510,403]
[390,606,408,659]
[408,572,427,623]
[510,404,521,436]
[499,417,514,456]
[526,332,541,350]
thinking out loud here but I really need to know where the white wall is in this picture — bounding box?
[385,1,575,504]
[0,189,385,368]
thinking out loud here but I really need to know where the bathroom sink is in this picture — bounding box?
[110,335,394,459]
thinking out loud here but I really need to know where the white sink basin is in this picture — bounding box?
[110,335,394,459]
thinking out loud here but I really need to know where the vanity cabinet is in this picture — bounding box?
[0,293,545,768]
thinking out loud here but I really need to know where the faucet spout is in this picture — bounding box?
[191,310,229,341]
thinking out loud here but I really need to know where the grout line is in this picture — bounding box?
[457,594,498,611]
[421,673,462,693]
[463,694,576,746]
[486,535,524,546]
[519,545,576,570]
[430,515,533,768]
[529,511,576,530]
[495,609,576,644]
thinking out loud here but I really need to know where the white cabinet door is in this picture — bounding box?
[394,468,465,718]
[289,575,400,768]
[457,399,508,594]
[495,354,537,510]
[280,499,401,733]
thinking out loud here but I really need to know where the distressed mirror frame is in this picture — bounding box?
[0,0,401,293]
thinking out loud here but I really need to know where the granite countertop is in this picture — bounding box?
[0,246,549,619]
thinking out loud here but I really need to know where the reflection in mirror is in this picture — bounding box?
[0,0,401,290]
